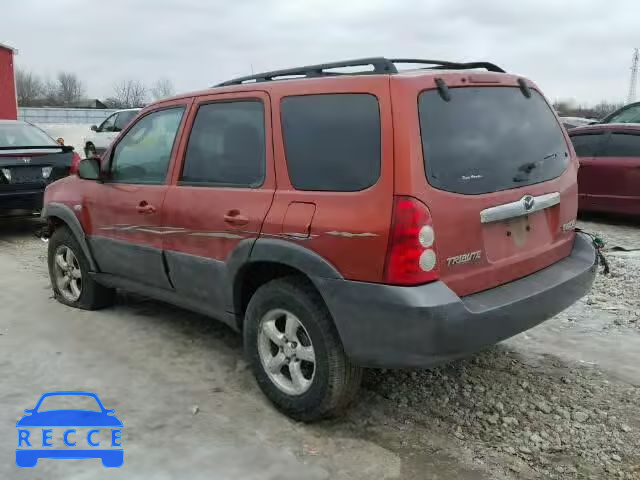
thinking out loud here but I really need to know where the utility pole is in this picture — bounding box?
[628,48,639,104]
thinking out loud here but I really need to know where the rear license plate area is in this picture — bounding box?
[482,212,554,262]
[7,166,45,184]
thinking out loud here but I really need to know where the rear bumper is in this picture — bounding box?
[315,233,597,368]
[0,189,44,211]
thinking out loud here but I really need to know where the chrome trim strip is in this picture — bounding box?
[480,192,560,224]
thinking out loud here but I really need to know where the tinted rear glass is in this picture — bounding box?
[419,87,569,195]
[603,133,640,157]
[570,133,606,157]
[281,94,380,191]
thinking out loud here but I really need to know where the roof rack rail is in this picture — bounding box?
[215,57,505,87]
[215,57,397,87]
[389,59,505,73]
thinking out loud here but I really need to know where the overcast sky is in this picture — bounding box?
[2,0,638,104]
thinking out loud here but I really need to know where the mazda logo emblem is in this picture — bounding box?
[522,195,535,211]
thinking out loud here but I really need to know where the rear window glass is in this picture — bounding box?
[419,87,569,195]
[0,123,57,148]
[570,133,605,157]
[281,94,380,191]
[603,133,640,157]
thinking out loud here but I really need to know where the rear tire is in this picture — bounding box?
[47,226,115,310]
[244,277,362,421]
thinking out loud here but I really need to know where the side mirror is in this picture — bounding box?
[90,125,98,131]
[24,409,33,414]
[78,158,102,181]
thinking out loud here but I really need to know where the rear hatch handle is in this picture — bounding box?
[480,192,560,224]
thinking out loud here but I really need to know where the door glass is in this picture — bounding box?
[569,133,606,157]
[110,107,185,184]
[99,114,117,132]
[181,101,265,187]
[601,133,640,157]
[114,111,138,132]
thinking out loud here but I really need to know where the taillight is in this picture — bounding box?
[70,152,81,175]
[384,196,439,286]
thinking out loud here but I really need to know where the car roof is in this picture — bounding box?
[157,69,522,107]
[569,123,640,134]
[153,57,521,106]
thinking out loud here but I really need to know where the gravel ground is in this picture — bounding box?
[1,215,639,479]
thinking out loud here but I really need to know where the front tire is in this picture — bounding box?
[244,277,362,421]
[47,226,115,310]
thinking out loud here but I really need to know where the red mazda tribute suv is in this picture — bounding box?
[42,58,597,421]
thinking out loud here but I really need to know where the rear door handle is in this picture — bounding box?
[224,210,249,226]
[136,201,156,214]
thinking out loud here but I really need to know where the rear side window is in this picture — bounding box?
[181,101,265,187]
[281,94,380,191]
[602,133,640,157]
[570,133,606,157]
[419,87,569,195]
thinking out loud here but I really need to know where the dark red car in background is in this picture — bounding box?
[569,124,640,216]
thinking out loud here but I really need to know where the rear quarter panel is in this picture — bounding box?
[262,77,394,282]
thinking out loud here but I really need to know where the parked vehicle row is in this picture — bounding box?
[83,108,140,158]
[570,123,640,216]
[41,57,598,421]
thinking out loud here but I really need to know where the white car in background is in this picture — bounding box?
[83,108,140,157]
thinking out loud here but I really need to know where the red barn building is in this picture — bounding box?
[0,43,18,120]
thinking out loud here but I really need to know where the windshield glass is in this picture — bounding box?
[605,104,640,124]
[419,86,569,195]
[0,123,58,148]
[37,395,102,412]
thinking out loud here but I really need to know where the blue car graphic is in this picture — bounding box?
[16,391,123,468]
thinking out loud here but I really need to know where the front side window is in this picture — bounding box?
[281,94,381,191]
[181,101,265,187]
[419,87,569,195]
[569,133,606,157]
[99,114,117,132]
[110,107,184,184]
[602,133,640,157]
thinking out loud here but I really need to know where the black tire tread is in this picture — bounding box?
[48,225,115,310]
[244,276,362,422]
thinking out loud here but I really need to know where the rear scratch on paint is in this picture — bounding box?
[325,231,378,238]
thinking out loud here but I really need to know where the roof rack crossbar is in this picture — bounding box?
[215,57,505,87]
[215,57,398,87]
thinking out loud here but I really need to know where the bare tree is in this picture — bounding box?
[56,72,85,105]
[151,78,175,100]
[15,69,43,106]
[111,80,148,108]
[42,77,60,105]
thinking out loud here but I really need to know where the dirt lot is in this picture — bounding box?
[0,215,639,479]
